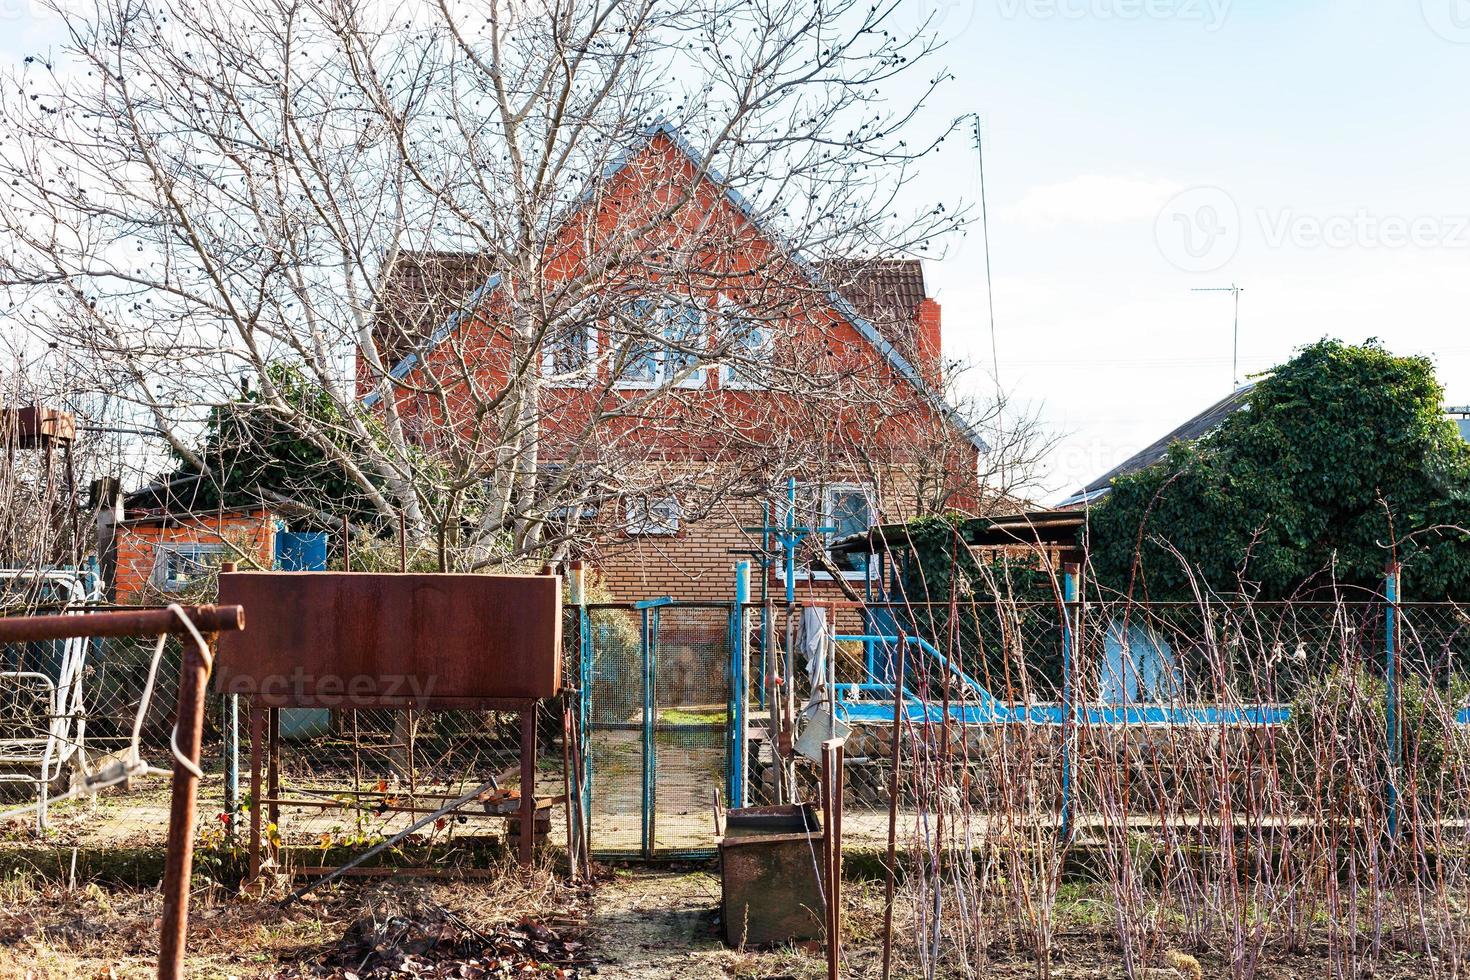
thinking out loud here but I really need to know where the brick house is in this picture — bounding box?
[110,478,276,602]
[364,123,989,603]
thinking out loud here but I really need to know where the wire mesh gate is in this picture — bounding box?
[581,600,737,858]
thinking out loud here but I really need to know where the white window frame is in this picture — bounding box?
[610,297,708,390]
[781,482,877,582]
[539,318,598,386]
[718,297,773,390]
[151,542,227,592]
[624,496,682,536]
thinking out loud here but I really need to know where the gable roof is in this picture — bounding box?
[362,121,987,453]
[1058,384,1255,508]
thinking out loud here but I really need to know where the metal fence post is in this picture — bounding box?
[640,606,655,858]
[1061,564,1079,840]
[1385,562,1401,840]
[570,561,591,859]
[730,562,750,809]
[220,562,240,837]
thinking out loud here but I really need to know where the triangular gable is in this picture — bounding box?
[363,121,988,454]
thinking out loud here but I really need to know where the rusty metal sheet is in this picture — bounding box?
[215,572,561,707]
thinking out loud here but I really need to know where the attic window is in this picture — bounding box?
[609,298,707,389]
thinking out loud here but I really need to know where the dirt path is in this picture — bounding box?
[589,868,747,980]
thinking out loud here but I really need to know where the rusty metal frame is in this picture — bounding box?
[0,604,245,980]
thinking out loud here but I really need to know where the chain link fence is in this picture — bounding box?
[6,583,1470,889]
[737,595,1470,844]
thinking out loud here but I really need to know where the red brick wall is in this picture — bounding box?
[585,471,932,603]
[361,133,980,487]
[113,510,275,603]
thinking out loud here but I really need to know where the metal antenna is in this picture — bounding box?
[1191,284,1244,390]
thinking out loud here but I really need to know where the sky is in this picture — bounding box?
[899,0,1470,500]
[2,0,1467,503]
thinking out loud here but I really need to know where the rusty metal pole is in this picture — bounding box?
[248,705,265,881]
[519,707,538,866]
[157,632,215,980]
[0,604,243,643]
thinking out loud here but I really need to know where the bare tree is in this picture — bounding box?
[0,0,1025,570]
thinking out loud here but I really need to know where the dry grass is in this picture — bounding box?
[0,857,588,979]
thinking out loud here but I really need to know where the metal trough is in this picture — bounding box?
[719,803,824,948]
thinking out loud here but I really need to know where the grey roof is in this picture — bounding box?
[1058,384,1256,508]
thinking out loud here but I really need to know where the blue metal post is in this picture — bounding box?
[1060,564,1079,839]
[571,563,592,852]
[730,562,750,808]
[1386,563,1400,840]
[641,606,655,858]
[784,476,797,605]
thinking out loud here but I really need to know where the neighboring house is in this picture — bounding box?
[1448,405,1470,442]
[362,124,989,601]
[110,478,276,602]
[1061,394,1470,511]
[1057,386,1255,509]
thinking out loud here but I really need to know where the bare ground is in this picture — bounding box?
[0,862,1456,980]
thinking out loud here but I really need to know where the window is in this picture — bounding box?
[625,496,681,536]
[541,316,597,383]
[610,298,707,388]
[151,543,226,592]
[719,299,773,389]
[822,484,874,576]
[779,482,875,580]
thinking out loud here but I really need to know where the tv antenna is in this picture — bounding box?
[1191,284,1244,390]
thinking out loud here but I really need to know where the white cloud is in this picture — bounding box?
[1004,175,1184,229]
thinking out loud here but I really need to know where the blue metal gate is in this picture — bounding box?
[577,597,743,859]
